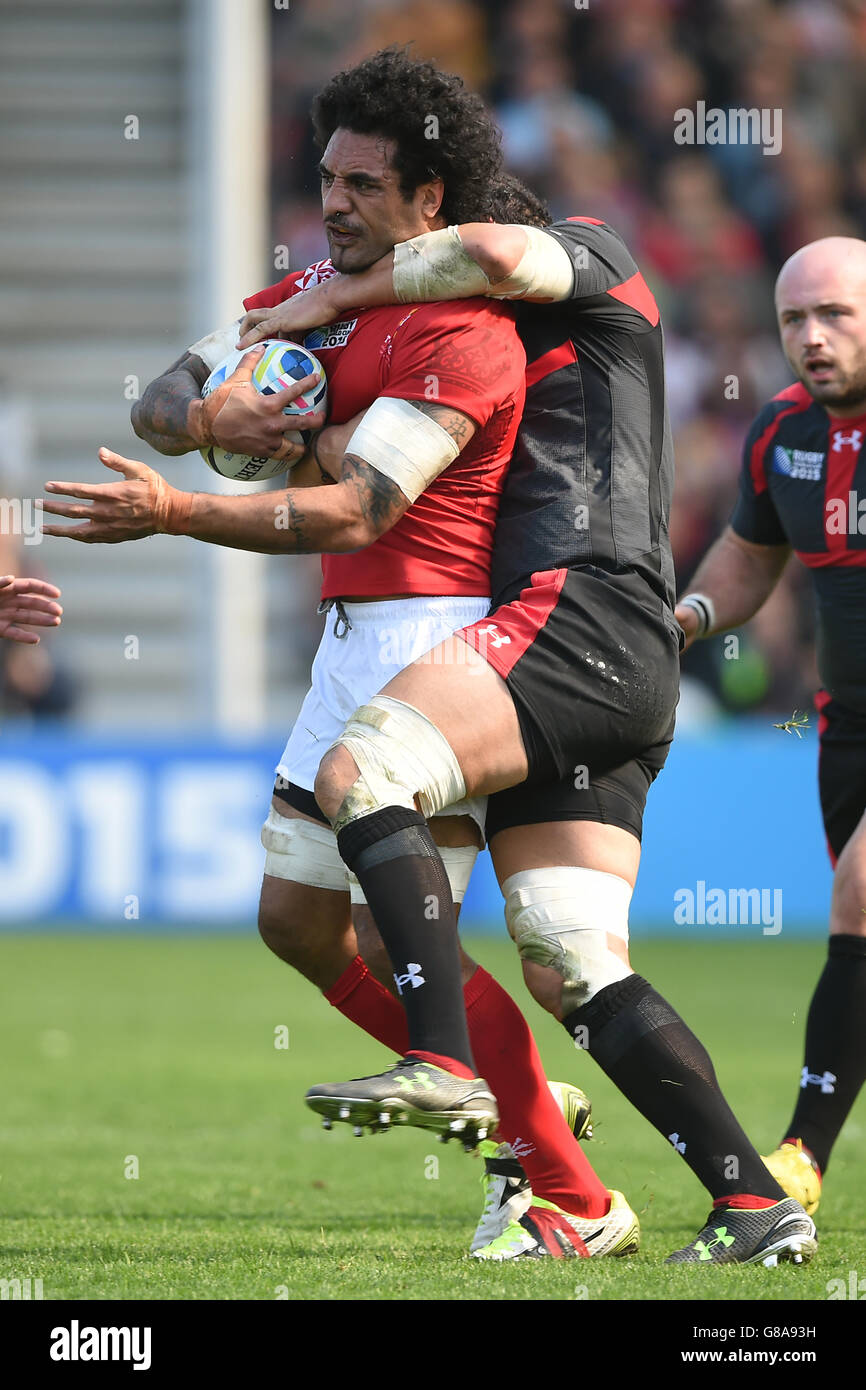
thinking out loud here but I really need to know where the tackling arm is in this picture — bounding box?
[237,224,574,347]
[675,526,791,649]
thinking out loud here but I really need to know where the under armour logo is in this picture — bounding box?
[395,1068,436,1093]
[832,429,863,452]
[477,624,511,649]
[695,1227,736,1260]
[800,1066,836,1093]
[394,963,425,995]
[668,1132,687,1155]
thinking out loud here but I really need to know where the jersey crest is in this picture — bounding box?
[296,258,337,292]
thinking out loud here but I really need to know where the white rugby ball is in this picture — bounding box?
[199,339,327,481]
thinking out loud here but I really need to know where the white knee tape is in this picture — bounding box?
[261,807,348,892]
[502,866,633,1011]
[330,695,466,834]
[348,842,479,906]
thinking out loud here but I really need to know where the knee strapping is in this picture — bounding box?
[328,695,466,834]
[260,805,478,904]
[261,807,348,892]
[503,866,633,1011]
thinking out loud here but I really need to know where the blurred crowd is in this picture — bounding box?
[268,0,866,723]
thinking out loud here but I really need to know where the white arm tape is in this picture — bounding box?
[187,319,244,372]
[393,225,490,303]
[392,225,575,304]
[488,227,575,301]
[345,396,460,503]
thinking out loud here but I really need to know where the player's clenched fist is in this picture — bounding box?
[41,449,191,544]
[188,345,325,464]
[0,574,62,643]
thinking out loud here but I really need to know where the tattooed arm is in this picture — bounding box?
[41,401,476,553]
[131,351,210,455]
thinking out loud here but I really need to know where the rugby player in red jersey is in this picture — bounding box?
[676,236,866,1220]
[42,52,628,1261]
[243,191,817,1266]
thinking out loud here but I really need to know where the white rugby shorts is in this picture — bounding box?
[277,595,490,836]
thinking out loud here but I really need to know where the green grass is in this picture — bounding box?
[1,933,863,1301]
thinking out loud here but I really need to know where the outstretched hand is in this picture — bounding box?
[41,448,190,544]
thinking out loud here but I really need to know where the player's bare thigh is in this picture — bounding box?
[490,819,640,1015]
[829,806,866,937]
[352,813,480,990]
[378,635,529,794]
[258,798,356,989]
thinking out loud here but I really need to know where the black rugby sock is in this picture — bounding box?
[337,807,476,1073]
[784,935,866,1174]
[563,974,785,1202]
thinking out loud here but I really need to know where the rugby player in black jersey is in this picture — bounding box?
[675,236,866,1220]
[247,187,817,1264]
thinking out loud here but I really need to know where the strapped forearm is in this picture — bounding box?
[313,224,575,320]
[393,223,574,304]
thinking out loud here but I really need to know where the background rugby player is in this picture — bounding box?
[266,204,816,1266]
[676,236,866,1218]
[41,51,621,1254]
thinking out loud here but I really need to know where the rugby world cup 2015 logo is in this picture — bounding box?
[772,446,823,481]
[304,320,358,351]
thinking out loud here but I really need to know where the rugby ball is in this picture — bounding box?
[199,339,327,481]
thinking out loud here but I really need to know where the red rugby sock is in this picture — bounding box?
[325,956,407,1053]
[463,966,608,1218]
[325,957,609,1218]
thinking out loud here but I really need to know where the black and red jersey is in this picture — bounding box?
[731,381,866,714]
[490,217,676,624]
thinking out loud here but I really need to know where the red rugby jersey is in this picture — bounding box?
[243,259,525,598]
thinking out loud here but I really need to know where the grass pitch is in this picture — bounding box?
[2,932,863,1301]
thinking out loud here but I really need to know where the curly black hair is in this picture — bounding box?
[311,47,503,225]
[487,174,551,229]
